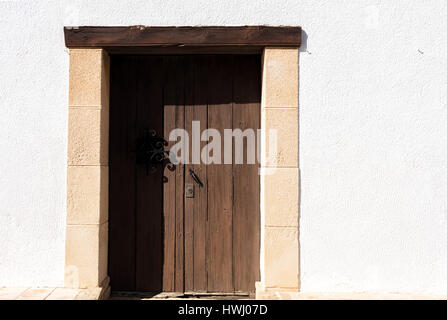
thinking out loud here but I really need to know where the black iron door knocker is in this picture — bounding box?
[135,129,175,181]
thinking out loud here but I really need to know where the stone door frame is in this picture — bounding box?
[64,26,301,299]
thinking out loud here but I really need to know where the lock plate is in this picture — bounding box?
[185,183,194,198]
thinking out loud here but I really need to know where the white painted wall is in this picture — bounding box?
[0,0,446,293]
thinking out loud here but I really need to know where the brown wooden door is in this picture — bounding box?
[109,55,260,294]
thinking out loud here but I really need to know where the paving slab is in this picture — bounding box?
[46,288,80,300]
[16,288,54,300]
[75,287,102,300]
[0,287,28,300]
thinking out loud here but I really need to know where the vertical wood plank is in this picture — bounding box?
[174,57,185,293]
[207,56,234,292]
[135,56,164,292]
[183,56,194,292]
[108,56,137,291]
[184,56,209,292]
[163,56,185,292]
[232,55,261,293]
[163,69,176,292]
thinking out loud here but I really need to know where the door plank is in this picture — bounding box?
[135,56,164,292]
[232,56,261,293]
[206,56,234,292]
[163,56,186,292]
[108,56,137,291]
[184,57,194,292]
[184,56,209,292]
[163,91,176,291]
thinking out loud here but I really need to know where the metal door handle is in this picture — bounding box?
[189,169,203,188]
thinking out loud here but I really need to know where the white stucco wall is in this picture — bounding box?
[0,0,446,293]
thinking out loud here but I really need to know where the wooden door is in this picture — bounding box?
[109,55,260,294]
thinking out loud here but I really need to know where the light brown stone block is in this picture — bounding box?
[264,227,299,289]
[264,168,299,227]
[69,49,105,107]
[262,48,298,109]
[65,223,108,288]
[67,165,108,225]
[262,108,298,167]
[68,107,109,165]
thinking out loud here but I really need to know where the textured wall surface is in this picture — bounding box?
[0,0,446,293]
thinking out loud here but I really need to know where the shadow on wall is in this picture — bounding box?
[299,29,309,54]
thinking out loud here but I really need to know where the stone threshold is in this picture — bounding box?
[110,291,252,300]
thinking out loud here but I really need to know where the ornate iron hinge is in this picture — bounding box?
[135,129,175,179]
